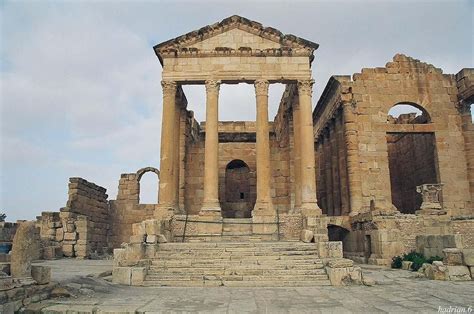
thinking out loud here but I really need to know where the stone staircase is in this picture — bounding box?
[143,241,331,287]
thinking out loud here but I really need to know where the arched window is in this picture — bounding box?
[387,102,431,124]
[136,167,160,204]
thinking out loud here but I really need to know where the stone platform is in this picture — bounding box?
[143,241,330,287]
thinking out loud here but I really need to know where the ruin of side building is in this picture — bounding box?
[23,15,473,286]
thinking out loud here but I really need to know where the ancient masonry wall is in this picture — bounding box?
[39,178,109,258]
[456,69,474,207]
[387,131,438,213]
[0,222,17,244]
[108,171,157,248]
[183,119,292,215]
[313,78,352,216]
[350,54,471,215]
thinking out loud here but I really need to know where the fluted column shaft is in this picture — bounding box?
[343,102,363,214]
[173,99,181,213]
[158,81,177,210]
[292,102,302,211]
[329,120,341,216]
[297,80,321,216]
[254,79,273,213]
[201,80,221,214]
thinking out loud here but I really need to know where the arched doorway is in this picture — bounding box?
[386,103,439,213]
[222,160,255,218]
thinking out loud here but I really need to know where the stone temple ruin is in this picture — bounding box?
[2,15,474,295]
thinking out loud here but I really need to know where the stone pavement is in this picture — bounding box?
[26,259,473,313]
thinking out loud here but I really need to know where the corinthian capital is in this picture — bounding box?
[161,80,177,95]
[205,80,221,94]
[297,79,315,96]
[254,79,269,96]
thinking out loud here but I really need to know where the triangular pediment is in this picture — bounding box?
[154,15,319,57]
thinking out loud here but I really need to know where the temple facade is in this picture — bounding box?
[30,16,474,286]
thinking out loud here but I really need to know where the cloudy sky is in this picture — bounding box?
[1,0,472,221]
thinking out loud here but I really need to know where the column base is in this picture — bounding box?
[300,202,322,217]
[199,201,222,217]
[289,205,302,215]
[252,201,275,216]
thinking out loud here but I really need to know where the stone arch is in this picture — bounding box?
[327,224,350,242]
[136,167,160,204]
[136,167,160,181]
[222,159,255,218]
[387,102,431,124]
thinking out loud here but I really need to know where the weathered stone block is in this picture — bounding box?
[300,229,314,243]
[131,267,146,286]
[112,267,132,285]
[144,220,162,236]
[11,221,40,278]
[443,248,463,266]
[328,258,354,268]
[132,222,146,236]
[63,232,77,241]
[425,263,448,280]
[62,244,75,257]
[157,234,168,243]
[447,266,471,281]
[31,265,51,284]
[318,241,343,258]
[129,235,145,244]
[146,235,157,244]
[462,249,474,266]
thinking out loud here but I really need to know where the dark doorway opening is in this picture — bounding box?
[222,160,255,218]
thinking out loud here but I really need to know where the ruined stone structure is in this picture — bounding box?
[21,15,473,286]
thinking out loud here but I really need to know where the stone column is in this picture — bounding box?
[292,101,302,212]
[172,98,181,213]
[200,80,222,215]
[459,101,474,207]
[317,139,327,213]
[158,80,177,213]
[323,129,334,216]
[253,79,274,214]
[343,101,363,215]
[336,112,350,215]
[297,80,322,216]
[329,119,341,216]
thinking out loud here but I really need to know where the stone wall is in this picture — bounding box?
[0,221,17,244]
[39,178,110,258]
[314,55,472,217]
[387,132,438,213]
[183,118,292,215]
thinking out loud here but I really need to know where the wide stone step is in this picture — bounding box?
[148,268,327,277]
[146,274,329,281]
[149,263,324,271]
[158,242,313,250]
[152,257,322,267]
[142,279,331,287]
[154,251,320,259]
